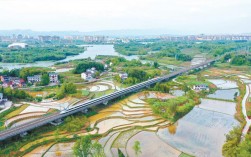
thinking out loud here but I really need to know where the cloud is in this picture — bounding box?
[0,0,250,34]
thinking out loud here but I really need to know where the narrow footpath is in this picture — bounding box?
[241,84,251,136]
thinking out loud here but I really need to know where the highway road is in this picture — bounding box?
[0,59,215,141]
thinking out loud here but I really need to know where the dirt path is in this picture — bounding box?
[242,84,251,136]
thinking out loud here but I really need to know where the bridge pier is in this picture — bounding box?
[20,132,28,138]
[103,100,109,105]
[50,119,63,126]
[81,108,88,114]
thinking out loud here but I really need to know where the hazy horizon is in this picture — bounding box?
[0,0,251,34]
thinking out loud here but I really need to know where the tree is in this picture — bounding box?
[64,83,77,94]
[73,135,105,157]
[182,84,190,95]
[73,135,92,157]
[41,73,50,86]
[74,62,104,74]
[92,142,105,157]
[114,74,122,83]
[153,61,159,68]
[132,141,142,157]
[56,82,76,99]
[222,127,242,157]
[118,149,125,157]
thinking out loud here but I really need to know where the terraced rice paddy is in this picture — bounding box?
[27,92,180,157]
[24,93,239,157]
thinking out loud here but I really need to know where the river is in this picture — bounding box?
[0,45,140,71]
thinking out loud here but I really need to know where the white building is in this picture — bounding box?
[0,93,9,109]
[193,84,209,91]
[27,75,41,83]
[81,67,97,81]
[119,73,128,80]
[8,43,28,49]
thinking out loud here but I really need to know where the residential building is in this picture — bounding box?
[0,93,8,108]
[0,76,25,88]
[27,75,41,84]
[119,73,128,80]
[193,84,209,91]
[49,72,59,83]
[81,67,97,81]
[1,76,10,83]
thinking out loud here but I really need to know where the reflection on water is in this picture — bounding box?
[157,107,239,157]
[207,88,239,101]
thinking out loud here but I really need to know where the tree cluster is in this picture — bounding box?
[0,87,33,101]
[60,116,88,133]
[73,135,105,157]
[222,127,251,157]
[73,61,104,74]
[147,91,199,122]
[0,46,83,63]
[56,82,77,99]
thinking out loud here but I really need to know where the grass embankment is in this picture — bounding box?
[0,104,29,130]
[147,91,200,122]
[5,104,29,119]
[234,80,246,124]
[246,95,251,118]
[222,77,250,156]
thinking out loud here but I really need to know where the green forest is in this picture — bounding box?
[0,45,84,63]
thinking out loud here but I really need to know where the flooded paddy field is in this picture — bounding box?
[24,92,239,157]
[207,79,239,101]
[127,131,181,157]
[207,88,239,101]
[207,79,238,89]
[157,99,239,157]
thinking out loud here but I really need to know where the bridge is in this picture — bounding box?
[0,60,215,141]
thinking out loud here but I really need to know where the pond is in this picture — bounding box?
[157,106,239,157]
[207,88,239,101]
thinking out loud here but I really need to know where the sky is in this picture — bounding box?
[0,0,250,34]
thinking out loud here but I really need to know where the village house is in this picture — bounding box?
[119,73,128,80]
[27,75,41,84]
[49,72,59,83]
[0,76,25,88]
[81,67,97,81]
[193,84,209,91]
[0,93,11,109]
